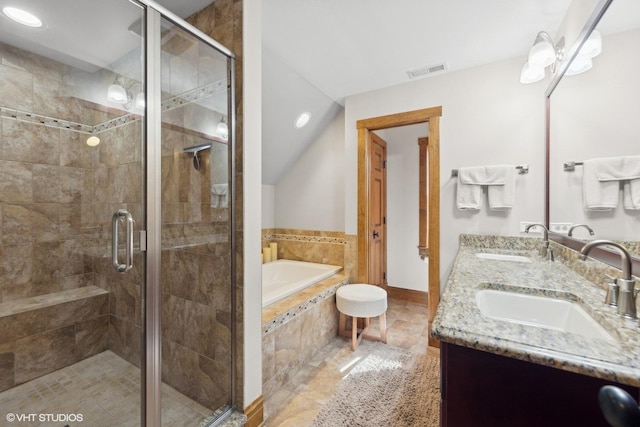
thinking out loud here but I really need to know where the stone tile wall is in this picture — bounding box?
[0,286,109,392]
[261,287,342,401]
[262,229,358,282]
[0,41,117,390]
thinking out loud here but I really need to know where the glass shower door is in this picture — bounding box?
[156,15,234,426]
[0,0,146,425]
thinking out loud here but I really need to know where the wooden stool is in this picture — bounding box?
[336,284,387,350]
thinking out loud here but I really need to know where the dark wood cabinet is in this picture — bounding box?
[440,342,639,427]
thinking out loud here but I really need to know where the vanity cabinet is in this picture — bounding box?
[440,342,639,427]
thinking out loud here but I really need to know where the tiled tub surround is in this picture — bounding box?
[262,229,358,283]
[262,273,349,401]
[432,234,640,386]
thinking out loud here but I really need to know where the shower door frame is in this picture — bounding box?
[139,2,237,425]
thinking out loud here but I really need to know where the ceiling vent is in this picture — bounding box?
[406,62,449,79]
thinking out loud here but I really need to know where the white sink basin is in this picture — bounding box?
[476,289,614,342]
[476,253,531,263]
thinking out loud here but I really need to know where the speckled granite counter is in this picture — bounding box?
[432,234,640,387]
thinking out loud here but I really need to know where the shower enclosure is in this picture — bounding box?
[0,0,236,425]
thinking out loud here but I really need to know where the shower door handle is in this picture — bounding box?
[112,209,134,273]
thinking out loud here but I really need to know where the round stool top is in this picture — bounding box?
[336,284,387,318]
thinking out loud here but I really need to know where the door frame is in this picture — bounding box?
[356,106,442,348]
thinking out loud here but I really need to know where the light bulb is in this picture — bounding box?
[566,57,593,76]
[579,30,602,58]
[528,40,556,67]
[520,61,545,84]
[107,84,127,103]
[216,119,228,140]
[135,92,145,109]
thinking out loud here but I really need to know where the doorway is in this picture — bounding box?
[356,107,441,347]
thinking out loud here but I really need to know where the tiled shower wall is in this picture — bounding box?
[0,41,118,391]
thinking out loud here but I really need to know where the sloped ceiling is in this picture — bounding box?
[260,0,572,184]
[261,0,640,185]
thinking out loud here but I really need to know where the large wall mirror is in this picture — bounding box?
[547,0,640,270]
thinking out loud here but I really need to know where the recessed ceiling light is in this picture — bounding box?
[3,7,43,28]
[294,112,311,129]
[86,136,101,147]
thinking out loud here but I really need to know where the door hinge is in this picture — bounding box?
[383,160,387,168]
[383,272,386,280]
[383,216,386,225]
[139,230,147,252]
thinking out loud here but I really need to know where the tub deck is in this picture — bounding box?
[262,273,349,334]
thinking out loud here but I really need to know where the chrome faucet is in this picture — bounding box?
[568,223,595,237]
[579,240,637,319]
[525,223,554,261]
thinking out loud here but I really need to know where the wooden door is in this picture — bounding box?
[369,133,387,287]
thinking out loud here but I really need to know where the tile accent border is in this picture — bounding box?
[262,275,348,335]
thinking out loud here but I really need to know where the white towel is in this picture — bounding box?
[623,179,640,210]
[488,167,516,210]
[583,160,618,210]
[458,165,509,185]
[211,183,228,208]
[456,176,482,210]
[593,155,640,181]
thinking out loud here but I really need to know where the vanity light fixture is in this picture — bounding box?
[2,6,43,28]
[216,116,228,140]
[107,77,129,104]
[107,77,145,111]
[520,31,564,84]
[294,112,311,129]
[521,29,603,83]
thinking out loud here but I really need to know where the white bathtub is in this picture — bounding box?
[262,259,342,307]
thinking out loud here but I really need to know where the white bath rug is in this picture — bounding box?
[310,342,440,427]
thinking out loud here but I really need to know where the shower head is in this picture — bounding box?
[183,143,212,171]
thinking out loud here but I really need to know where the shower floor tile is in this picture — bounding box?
[0,350,213,426]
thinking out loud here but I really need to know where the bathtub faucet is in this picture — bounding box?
[579,240,637,319]
[524,223,554,262]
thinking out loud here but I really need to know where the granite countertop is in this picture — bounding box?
[431,235,640,387]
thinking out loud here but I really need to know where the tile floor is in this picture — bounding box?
[0,350,214,427]
[264,298,438,427]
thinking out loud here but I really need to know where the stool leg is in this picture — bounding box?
[351,316,358,351]
[380,312,387,343]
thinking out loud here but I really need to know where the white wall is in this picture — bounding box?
[243,0,262,409]
[345,56,548,286]
[379,124,429,292]
[262,184,275,229]
[274,110,345,231]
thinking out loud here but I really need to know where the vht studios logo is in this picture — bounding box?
[6,413,84,423]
